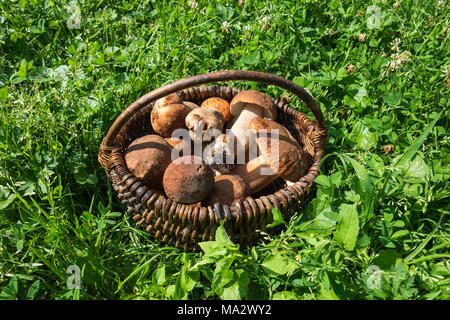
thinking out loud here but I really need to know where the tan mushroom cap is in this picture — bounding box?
[185,107,224,141]
[230,90,277,120]
[154,93,183,109]
[163,155,214,204]
[201,97,233,123]
[249,117,308,181]
[125,134,172,189]
[203,174,249,206]
[151,103,188,137]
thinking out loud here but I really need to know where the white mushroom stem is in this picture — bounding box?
[231,155,278,194]
[228,105,263,153]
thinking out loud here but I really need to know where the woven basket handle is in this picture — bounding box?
[101,70,326,148]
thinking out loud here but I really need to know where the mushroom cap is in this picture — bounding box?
[183,101,200,112]
[125,134,173,189]
[201,97,233,123]
[154,93,183,109]
[230,90,277,120]
[204,133,235,174]
[204,174,248,206]
[163,155,214,204]
[151,103,188,137]
[249,117,308,181]
[185,107,224,140]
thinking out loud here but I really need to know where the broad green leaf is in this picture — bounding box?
[402,155,431,183]
[9,276,18,297]
[152,264,166,285]
[185,270,200,292]
[0,87,8,100]
[261,251,298,276]
[334,203,359,251]
[329,172,342,186]
[314,175,331,188]
[198,241,227,257]
[391,229,409,240]
[266,207,285,228]
[383,92,402,106]
[349,121,377,149]
[318,286,340,300]
[26,280,40,300]
[220,269,249,300]
[239,50,260,66]
[173,264,188,300]
[373,249,402,270]
[215,222,233,246]
[212,260,235,296]
[339,154,374,221]
[300,208,339,233]
[18,60,27,79]
[221,280,240,300]
[0,193,17,210]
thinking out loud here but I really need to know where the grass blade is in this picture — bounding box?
[394,111,443,167]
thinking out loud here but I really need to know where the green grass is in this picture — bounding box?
[0,0,449,300]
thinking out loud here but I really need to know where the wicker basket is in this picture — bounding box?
[98,70,327,251]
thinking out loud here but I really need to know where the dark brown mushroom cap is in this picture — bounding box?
[125,134,173,189]
[230,90,277,120]
[151,103,188,137]
[204,174,248,206]
[163,155,214,204]
[249,117,308,181]
[201,97,233,123]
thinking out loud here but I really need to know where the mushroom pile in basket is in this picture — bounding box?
[124,89,309,208]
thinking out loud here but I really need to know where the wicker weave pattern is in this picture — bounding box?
[99,73,327,251]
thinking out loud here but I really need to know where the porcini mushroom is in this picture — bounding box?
[163,155,214,204]
[125,134,173,189]
[203,133,235,174]
[185,107,224,142]
[154,92,183,109]
[203,174,249,206]
[231,118,308,194]
[201,97,233,123]
[151,103,189,137]
[228,90,277,153]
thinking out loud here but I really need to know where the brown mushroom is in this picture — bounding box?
[185,107,224,142]
[201,97,233,123]
[231,118,308,194]
[203,174,249,206]
[228,90,277,153]
[125,134,173,189]
[154,92,183,109]
[163,155,214,204]
[151,103,189,137]
[203,133,235,174]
